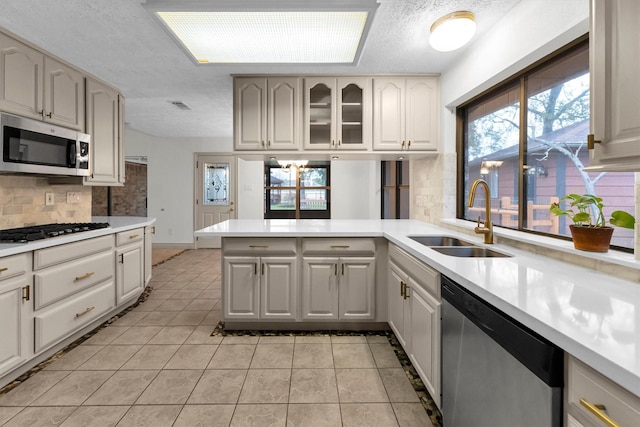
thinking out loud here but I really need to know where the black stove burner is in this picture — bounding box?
[0,222,110,243]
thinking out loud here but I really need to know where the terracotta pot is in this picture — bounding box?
[569,225,614,252]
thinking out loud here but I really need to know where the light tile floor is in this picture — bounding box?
[0,249,432,427]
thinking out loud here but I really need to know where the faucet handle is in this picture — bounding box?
[476,215,483,227]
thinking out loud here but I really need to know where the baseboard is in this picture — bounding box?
[152,243,195,250]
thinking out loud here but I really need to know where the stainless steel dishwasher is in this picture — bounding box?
[441,275,564,427]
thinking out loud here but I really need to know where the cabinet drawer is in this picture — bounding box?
[302,238,375,256]
[116,228,144,246]
[389,244,440,298]
[34,235,114,270]
[567,356,640,427]
[223,238,296,255]
[0,253,30,282]
[34,251,114,310]
[34,280,115,353]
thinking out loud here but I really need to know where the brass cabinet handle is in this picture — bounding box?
[75,272,95,281]
[587,134,601,150]
[408,140,411,148]
[119,254,124,264]
[75,306,95,318]
[332,140,335,146]
[129,234,140,239]
[249,245,269,248]
[580,398,620,427]
[0,267,8,272]
[400,281,405,297]
[401,140,405,148]
[151,226,156,234]
[261,263,265,275]
[330,245,350,249]
[334,264,338,276]
[338,139,341,145]
[22,285,30,301]
[341,263,344,275]
[254,263,258,275]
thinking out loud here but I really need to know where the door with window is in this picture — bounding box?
[195,154,236,248]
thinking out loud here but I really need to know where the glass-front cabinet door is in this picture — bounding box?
[304,78,335,149]
[338,77,371,150]
[304,77,372,150]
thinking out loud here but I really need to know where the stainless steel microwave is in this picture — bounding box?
[0,113,90,177]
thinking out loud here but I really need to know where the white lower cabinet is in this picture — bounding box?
[116,228,144,305]
[144,225,155,286]
[302,256,375,320]
[566,355,640,427]
[0,253,32,378]
[223,256,297,320]
[388,243,441,407]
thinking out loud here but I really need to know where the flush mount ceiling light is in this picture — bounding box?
[429,11,476,52]
[145,1,378,64]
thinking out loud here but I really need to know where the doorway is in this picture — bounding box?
[194,154,236,248]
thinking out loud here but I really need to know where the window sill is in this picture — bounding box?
[440,218,640,280]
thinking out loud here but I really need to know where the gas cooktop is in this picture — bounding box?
[0,222,110,243]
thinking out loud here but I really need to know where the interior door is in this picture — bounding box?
[195,154,236,248]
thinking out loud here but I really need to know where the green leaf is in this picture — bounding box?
[573,212,590,224]
[610,210,636,229]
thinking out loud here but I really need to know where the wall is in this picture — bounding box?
[0,175,91,229]
[126,129,382,244]
[125,128,232,245]
[92,162,147,217]
[412,0,590,225]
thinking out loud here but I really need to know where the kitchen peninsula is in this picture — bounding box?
[0,216,155,389]
[195,218,640,407]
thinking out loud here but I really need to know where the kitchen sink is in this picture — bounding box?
[430,246,512,258]
[408,235,476,247]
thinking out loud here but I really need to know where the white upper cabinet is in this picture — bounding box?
[234,77,300,150]
[85,77,123,186]
[304,77,372,150]
[0,32,84,130]
[588,0,640,170]
[373,77,439,151]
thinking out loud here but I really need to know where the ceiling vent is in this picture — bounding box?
[170,100,192,110]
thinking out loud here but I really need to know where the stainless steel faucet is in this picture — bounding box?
[468,179,494,244]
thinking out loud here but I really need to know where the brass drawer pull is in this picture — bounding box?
[330,245,350,249]
[249,245,269,248]
[75,272,95,281]
[22,285,30,301]
[129,234,140,239]
[580,398,620,427]
[0,267,8,272]
[75,306,96,318]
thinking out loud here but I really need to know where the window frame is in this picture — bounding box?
[264,162,331,219]
[455,35,627,246]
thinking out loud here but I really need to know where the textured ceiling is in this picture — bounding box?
[0,0,521,140]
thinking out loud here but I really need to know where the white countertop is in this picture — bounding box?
[0,216,155,257]
[196,219,640,397]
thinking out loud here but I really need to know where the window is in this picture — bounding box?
[265,161,330,219]
[381,160,410,219]
[459,38,635,250]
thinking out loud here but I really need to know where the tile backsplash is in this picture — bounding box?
[0,175,92,229]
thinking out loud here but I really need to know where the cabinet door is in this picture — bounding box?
[85,78,120,185]
[0,276,32,377]
[43,57,84,130]
[260,257,297,319]
[267,78,299,150]
[302,257,339,319]
[234,77,267,150]
[337,77,371,150]
[304,77,336,150]
[0,32,43,119]
[224,256,260,319]
[405,78,438,151]
[589,0,640,169]
[410,283,441,408]
[116,243,144,305]
[144,226,154,286]
[339,257,375,320]
[373,78,405,150]
[387,260,409,348]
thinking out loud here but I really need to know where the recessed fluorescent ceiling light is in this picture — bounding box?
[156,11,369,64]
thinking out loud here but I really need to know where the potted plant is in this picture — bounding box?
[549,194,635,252]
